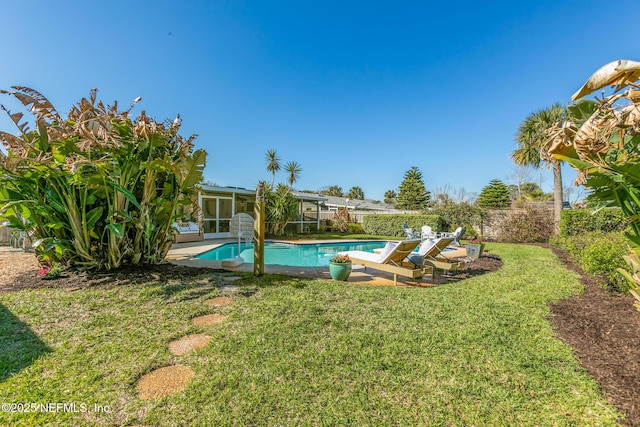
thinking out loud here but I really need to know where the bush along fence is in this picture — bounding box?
[559,208,628,236]
[362,214,445,237]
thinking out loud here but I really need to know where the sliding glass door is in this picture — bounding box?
[201,196,234,238]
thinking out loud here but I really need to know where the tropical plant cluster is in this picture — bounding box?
[544,59,640,309]
[264,183,298,236]
[263,150,303,236]
[0,87,206,270]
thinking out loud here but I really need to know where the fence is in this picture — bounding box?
[0,225,10,245]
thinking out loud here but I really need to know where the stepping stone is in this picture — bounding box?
[223,276,242,282]
[205,296,234,307]
[191,313,227,326]
[168,334,212,356]
[136,365,195,400]
[219,285,239,292]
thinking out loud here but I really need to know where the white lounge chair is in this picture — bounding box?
[407,237,464,276]
[340,239,422,286]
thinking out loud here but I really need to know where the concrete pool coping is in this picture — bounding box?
[166,239,447,287]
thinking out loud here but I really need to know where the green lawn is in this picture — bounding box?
[0,244,621,426]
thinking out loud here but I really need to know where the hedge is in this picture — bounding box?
[559,208,628,236]
[363,214,445,237]
[550,231,629,292]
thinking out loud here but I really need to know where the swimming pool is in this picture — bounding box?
[196,241,388,267]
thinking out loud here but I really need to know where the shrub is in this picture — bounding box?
[429,201,481,232]
[559,208,628,236]
[363,214,445,237]
[347,223,364,234]
[551,231,630,292]
[497,205,553,243]
[332,207,350,233]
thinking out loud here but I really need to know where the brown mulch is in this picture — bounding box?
[443,253,503,281]
[1,247,639,423]
[0,249,218,293]
[549,247,640,426]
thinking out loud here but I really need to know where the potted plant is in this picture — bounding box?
[329,254,352,281]
[465,238,485,260]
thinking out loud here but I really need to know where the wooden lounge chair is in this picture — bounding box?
[407,237,464,276]
[340,239,423,286]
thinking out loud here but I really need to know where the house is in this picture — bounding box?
[192,185,327,239]
[293,192,404,223]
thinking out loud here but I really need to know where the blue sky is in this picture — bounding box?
[1,0,638,201]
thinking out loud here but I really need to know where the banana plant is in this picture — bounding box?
[0,87,206,270]
[545,60,640,310]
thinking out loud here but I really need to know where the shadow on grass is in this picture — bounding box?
[0,304,51,382]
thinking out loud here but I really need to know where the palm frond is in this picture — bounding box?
[9,86,61,123]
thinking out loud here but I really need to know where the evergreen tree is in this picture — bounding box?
[395,167,430,210]
[477,179,511,208]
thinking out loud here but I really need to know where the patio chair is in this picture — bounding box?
[421,225,436,240]
[340,239,423,286]
[403,224,420,240]
[450,227,466,246]
[407,237,464,276]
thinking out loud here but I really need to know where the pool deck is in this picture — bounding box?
[166,239,449,287]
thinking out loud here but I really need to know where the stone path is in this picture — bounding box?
[136,365,196,400]
[168,334,212,356]
[191,313,227,326]
[135,289,235,400]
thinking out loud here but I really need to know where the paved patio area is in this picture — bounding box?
[166,239,446,287]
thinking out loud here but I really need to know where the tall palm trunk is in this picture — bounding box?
[552,160,563,234]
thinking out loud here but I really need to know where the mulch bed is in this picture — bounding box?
[549,247,640,426]
[0,260,219,293]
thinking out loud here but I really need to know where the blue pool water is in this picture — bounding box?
[196,241,388,267]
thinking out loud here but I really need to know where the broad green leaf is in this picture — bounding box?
[112,183,141,209]
[45,189,66,213]
[32,238,46,250]
[178,149,207,191]
[85,206,104,229]
[106,223,124,238]
[568,99,599,126]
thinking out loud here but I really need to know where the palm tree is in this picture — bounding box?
[384,190,397,205]
[265,149,281,187]
[284,161,302,188]
[512,103,567,234]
